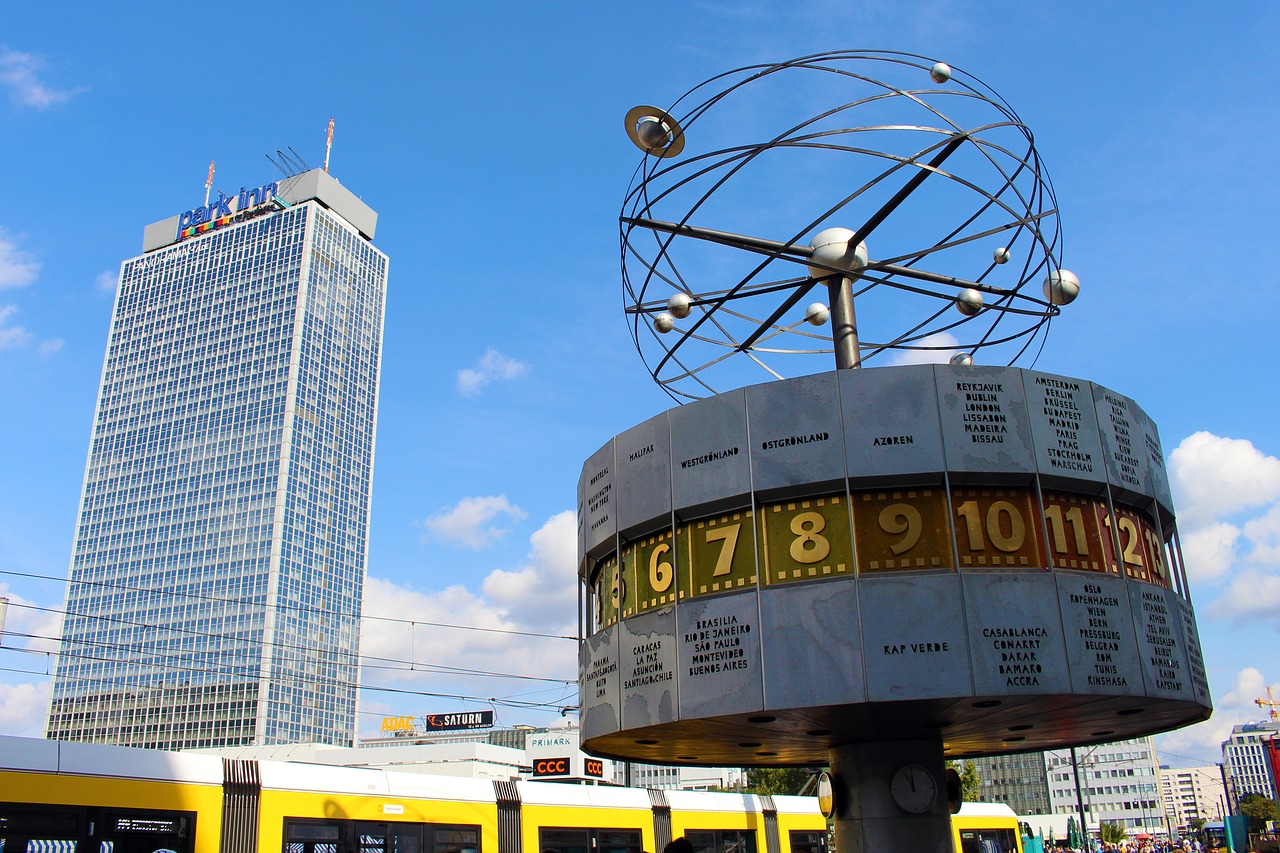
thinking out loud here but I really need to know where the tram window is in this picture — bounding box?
[541,828,589,853]
[538,828,642,853]
[788,830,827,853]
[432,827,479,853]
[597,830,643,853]
[959,828,1017,853]
[285,820,480,853]
[285,821,342,853]
[1,805,193,853]
[686,830,758,853]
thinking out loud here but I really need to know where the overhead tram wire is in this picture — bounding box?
[0,660,533,731]
[0,568,578,641]
[0,601,577,691]
[0,620,574,690]
[1,626,579,715]
[0,659,573,715]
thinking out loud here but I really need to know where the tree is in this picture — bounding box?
[1099,822,1128,844]
[1238,793,1279,832]
[948,760,981,803]
[744,767,815,795]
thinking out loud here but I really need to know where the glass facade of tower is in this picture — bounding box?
[46,189,387,749]
[970,752,1052,816]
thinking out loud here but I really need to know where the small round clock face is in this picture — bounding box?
[890,764,937,813]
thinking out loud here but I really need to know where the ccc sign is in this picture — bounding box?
[585,759,604,778]
[532,757,570,777]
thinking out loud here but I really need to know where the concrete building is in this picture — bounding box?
[1159,765,1227,833]
[364,721,746,788]
[1045,738,1163,833]
[46,169,388,749]
[1221,721,1280,803]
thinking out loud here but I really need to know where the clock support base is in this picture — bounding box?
[829,740,951,853]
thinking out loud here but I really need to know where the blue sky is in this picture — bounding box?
[1,2,1278,768]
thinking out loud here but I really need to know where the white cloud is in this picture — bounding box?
[359,512,579,735]
[0,584,65,655]
[420,495,527,549]
[0,229,40,289]
[1243,503,1280,565]
[0,305,33,350]
[1179,521,1240,583]
[95,270,117,295]
[1170,432,1280,529]
[480,510,578,624]
[0,50,85,110]
[0,682,48,737]
[886,331,961,366]
[1166,433,1280,603]
[1205,568,1280,621]
[37,338,63,356]
[1156,666,1270,763]
[457,348,529,397]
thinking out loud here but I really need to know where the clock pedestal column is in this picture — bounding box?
[829,740,951,853]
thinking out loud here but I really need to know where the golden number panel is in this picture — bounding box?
[679,509,757,598]
[593,554,620,628]
[1041,491,1109,572]
[617,540,642,619]
[951,486,1044,568]
[851,487,953,573]
[595,489,1175,624]
[1108,505,1169,587]
[759,494,853,585]
[632,527,677,613]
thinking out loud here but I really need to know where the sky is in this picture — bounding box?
[0,2,1278,771]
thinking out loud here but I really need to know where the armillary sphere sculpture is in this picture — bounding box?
[621,49,1080,400]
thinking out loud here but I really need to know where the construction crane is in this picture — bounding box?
[1256,685,1280,720]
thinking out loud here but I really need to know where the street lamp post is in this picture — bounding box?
[1072,748,1090,846]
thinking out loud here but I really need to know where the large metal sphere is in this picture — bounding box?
[950,351,974,366]
[807,228,868,279]
[668,292,693,319]
[654,313,676,333]
[1043,269,1080,305]
[955,288,984,316]
[636,117,670,149]
[930,62,952,83]
[805,302,831,326]
[993,247,1011,265]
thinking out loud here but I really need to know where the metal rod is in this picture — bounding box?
[869,261,1012,295]
[847,133,968,248]
[828,276,859,368]
[622,216,814,258]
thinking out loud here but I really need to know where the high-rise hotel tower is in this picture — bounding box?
[46,169,388,748]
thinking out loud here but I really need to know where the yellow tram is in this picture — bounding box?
[0,736,828,853]
[952,803,1024,853]
[0,735,1024,853]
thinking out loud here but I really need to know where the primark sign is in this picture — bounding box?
[176,180,280,241]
